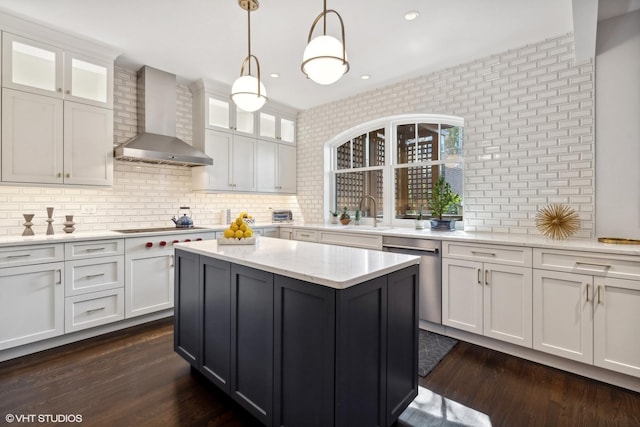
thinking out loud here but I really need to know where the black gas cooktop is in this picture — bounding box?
[113,226,211,234]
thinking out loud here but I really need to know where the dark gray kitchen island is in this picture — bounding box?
[173,237,420,427]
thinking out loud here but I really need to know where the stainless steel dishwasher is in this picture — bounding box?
[382,236,442,324]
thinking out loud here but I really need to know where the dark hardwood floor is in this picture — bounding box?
[0,318,638,427]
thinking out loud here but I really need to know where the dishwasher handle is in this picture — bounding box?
[382,244,439,254]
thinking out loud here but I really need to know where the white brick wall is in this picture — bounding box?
[297,33,595,238]
[0,66,302,236]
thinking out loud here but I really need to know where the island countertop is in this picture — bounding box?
[174,236,420,289]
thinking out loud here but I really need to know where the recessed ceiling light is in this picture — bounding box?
[404,10,419,21]
[270,73,279,78]
[361,74,371,80]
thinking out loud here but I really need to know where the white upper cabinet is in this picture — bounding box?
[259,108,296,144]
[3,33,113,108]
[206,92,255,136]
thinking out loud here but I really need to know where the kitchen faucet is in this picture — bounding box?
[358,195,378,227]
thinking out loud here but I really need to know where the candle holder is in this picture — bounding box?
[22,214,35,236]
[46,207,54,235]
[63,215,75,233]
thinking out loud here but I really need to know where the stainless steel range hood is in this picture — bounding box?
[114,66,213,166]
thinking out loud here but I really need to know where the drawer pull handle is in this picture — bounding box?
[477,269,481,284]
[575,262,611,270]
[586,284,590,302]
[86,248,106,252]
[485,269,489,286]
[471,251,496,257]
[6,254,31,258]
[56,269,62,285]
[170,254,174,268]
[85,273,105,279]
[86,307,106,314]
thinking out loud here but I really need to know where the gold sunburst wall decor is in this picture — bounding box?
[535,203,580,240]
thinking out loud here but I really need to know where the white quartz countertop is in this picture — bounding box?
[174,237,420,289]
[280,223,640,256]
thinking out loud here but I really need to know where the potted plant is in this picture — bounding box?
[415,204,426,230]
[329,209,339,224]
[339,206,351,225]
[427,177,461,231]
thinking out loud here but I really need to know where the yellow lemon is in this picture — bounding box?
[231,223,238,231]
[223,229,235,238]
[240,223,248,232]
[235,230,244,239]
[235,218,243,226]
[243,229,253,238]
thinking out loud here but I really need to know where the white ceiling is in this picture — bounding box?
[0,0,637,111]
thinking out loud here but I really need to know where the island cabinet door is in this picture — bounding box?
[336,276,387,427]
[386,265,419,425]
[174,250,200,366]
[201,257,232,392]
[273,275,336,427]
[230,265,274,426]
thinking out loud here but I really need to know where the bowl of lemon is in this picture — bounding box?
[218,212,257,245]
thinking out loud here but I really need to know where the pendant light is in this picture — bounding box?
[301,0,350,85]
[231,0,267,112]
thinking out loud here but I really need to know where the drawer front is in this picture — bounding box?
[65,288,124,333]
[443,241,532,267]
[534,249,640,280]
[293,229,318,242]
[319,231,382,250]
[65,256,124,296]
[65,239,124,259]
[0,244,64,268]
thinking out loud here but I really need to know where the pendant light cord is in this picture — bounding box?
[247,6,252,76]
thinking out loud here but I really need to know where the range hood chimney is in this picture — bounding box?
[114,66,213,166]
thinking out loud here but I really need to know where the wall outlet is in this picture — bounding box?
[81,205,97,214]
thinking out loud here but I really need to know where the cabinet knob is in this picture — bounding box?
[57,88,62,92]
[57,173,62,178]
[145,242,153,248]
[65,90,70,95]
[66,173,70,178]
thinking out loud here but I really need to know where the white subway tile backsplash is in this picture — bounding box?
[297,33,594,237]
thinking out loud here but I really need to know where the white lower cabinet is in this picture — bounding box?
[0,262,65,350]
[533,248,640,378]
[124,250,174,318]
[65,288,124,333]
[442,242,533,347]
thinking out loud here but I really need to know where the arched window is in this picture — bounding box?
[324,114,464,227]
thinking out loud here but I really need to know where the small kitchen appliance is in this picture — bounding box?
[172,207,194,228]
[272,210,293,223]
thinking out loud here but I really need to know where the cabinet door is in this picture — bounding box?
[174,250,200,366]
[277,144,296,193]
[279,116,296,144]
[386,266,419,425]
[533,270,593,363]
[593,277,640,378]
[256,139,277,192]
[483,263,532,347]
[230,134,256,192]
[64,102,114,186]
[192,129,232,191]
[125,252,174,318]
[442,258,483,334]
[230,264,273,425]
[2,88,63,184]
[274,275,335,427]
[64,51,113,108]
[2,33,63,98]
[201,257,232,391]
[336,276,387,427]
[0,262,64,350]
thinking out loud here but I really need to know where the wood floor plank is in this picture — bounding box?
[1,319,638,426]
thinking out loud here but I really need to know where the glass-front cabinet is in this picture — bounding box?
[207,95,255,135]
[259,108,296,144]
[2,33,113,108]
